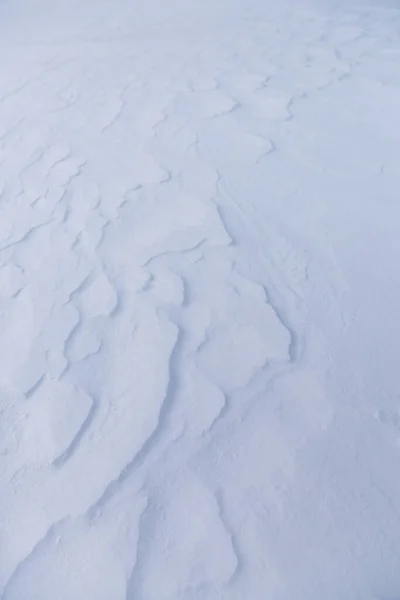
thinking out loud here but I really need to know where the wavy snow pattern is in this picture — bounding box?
[1,0,400,599]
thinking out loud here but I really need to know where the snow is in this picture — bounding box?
[1,0,400,597]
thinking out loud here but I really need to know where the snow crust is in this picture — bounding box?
[1,0,400,597]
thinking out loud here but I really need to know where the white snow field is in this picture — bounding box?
[1,0,400,597]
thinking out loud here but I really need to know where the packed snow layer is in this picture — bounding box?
[1,0,400,598]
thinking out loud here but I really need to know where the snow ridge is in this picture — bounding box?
[1,0,400,598]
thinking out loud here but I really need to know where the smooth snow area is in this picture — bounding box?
[1,0,400,598]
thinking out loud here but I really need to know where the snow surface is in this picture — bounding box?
[1,0,400,598]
